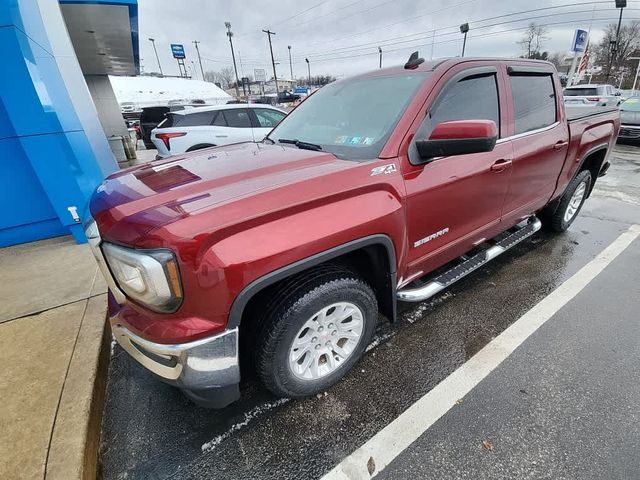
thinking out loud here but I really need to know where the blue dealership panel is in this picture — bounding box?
[0,0,138,247]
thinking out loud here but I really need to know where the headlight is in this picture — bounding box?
[101,243,183,313]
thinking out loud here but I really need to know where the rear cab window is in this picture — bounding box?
[564,88,598,97]
[509,73,557,135]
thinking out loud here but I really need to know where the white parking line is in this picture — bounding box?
[322,224,640,480]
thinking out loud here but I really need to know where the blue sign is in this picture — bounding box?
[572,29,588,53]
[170,44,185,59]
[293,87,308,94]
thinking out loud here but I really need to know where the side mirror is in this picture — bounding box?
[416,120,498,160]
[615,91,622,96]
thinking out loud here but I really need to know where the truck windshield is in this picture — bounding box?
[267,73,428,160]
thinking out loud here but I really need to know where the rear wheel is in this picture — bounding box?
[255,269,377,398]
[545,170,591,232]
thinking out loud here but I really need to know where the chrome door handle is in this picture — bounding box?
[553,141,569,150]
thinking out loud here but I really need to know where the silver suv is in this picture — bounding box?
[563,84,622,107]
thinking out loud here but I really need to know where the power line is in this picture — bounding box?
[267,0,334,28]
[296,6,639,61]
[295,2,615,59]
[290,16,640,64]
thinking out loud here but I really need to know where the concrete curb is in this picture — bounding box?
[45,295,111,480]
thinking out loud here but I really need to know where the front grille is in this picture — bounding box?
[619,127,640,138]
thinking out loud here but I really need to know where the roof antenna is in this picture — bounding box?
[404,51,425,70]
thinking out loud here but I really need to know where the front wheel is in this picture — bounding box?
[255,269,377,398]
[545,170,592,232]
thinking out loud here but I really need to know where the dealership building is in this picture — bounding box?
[1,0,139,246]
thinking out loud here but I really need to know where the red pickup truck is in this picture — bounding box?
[87,56,619,408]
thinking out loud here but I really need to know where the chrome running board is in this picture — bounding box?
[397,217,542,302]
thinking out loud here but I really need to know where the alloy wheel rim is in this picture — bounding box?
[288,302,364,381]
[564,181,587,223]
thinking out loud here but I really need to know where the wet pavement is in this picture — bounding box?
[98,144,640,480]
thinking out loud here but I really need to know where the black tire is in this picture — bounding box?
[255,268,377,398]
[545,170,592,232]
[186,143,215,152]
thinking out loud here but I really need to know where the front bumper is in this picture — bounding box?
[85,220,241,408]
[111,319,240,407]
[618,124,640,140]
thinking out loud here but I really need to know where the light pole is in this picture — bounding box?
[192,40,205,80]
[225,22,241,98]
[305,58,311,86]
[262,30,279,95]
[460,23,469,57]
[287,45,293,83]
[629,56,640,91]
[607,0,626,80]
[378,46,382,68]
[148,38,163,75]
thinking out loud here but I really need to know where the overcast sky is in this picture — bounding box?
[137,0,634,80]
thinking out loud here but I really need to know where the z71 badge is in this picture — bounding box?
[370,163,397,176]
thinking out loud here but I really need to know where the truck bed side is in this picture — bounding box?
[551,107,620,201]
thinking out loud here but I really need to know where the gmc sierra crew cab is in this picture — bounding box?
[87,56,620,408]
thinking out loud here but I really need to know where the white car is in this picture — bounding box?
[151,104,287,158]
[563,84,622,107]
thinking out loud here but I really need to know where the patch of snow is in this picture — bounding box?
[366,330,396,352]
[201,398,290,453]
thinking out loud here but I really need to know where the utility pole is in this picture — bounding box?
[305,58,311,86]
[288,45,293,83]
[192,40,205,80]
[378,46,382,68]
[607,0,626,81]
[225,22,241,98]
[148,38,163,75]
[630,56,640,91]
[460,23,469,57]
[263,29,279,95]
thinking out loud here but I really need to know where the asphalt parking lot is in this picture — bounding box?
[99,144,640,480]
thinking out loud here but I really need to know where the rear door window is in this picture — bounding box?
[223,109,252,128]
[212,112,227,126]
[509,74,557,134]
[168,111,217,127]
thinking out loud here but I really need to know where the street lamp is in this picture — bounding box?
[607,0,626,80]
[305,58,311,86]
[225,22,241,98]
[378,46,382,68]
[460,23,469,57]
[148,37,163,75]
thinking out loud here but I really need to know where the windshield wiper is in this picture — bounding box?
[277,138,323,151]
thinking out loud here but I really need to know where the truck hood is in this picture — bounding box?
[621,110,640,125]
[91,142,357,242]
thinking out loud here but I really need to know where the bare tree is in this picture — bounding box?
[203,70,219,83]
[592,21,640,85]
[517,23,549,58]
[217,67,236,88]
[547,52,566,71]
